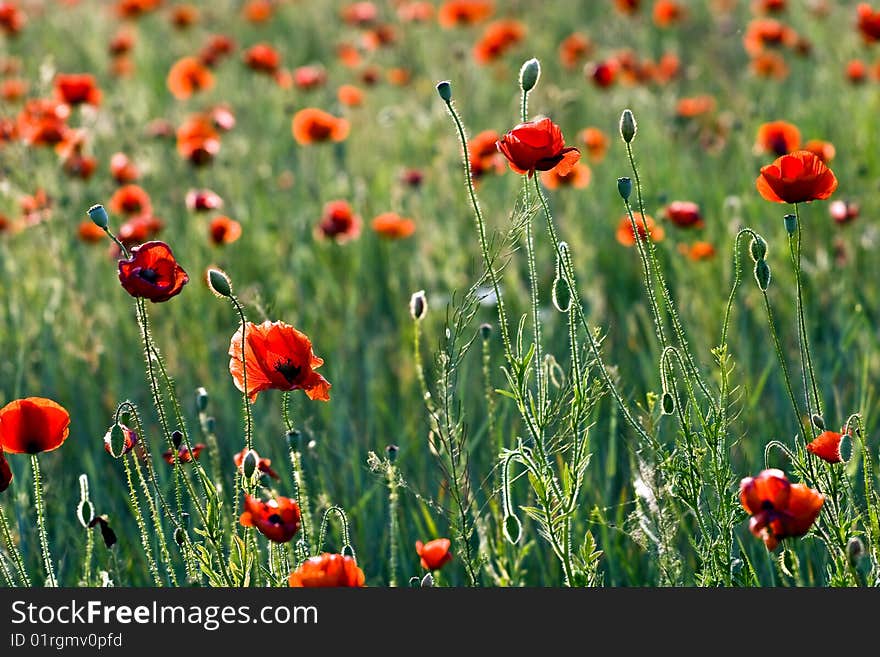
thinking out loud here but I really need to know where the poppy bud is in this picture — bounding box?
[783,213,797,234]
[503,514,522,544]
[205,416,215,433]
[88,203,109,229]
[436,80,452,102]
[386,444,399,463]
[409,290,427,321]
[242,449,258,479]
[811,414,825,431]
[181,512,191,528]
[207,268,233,298]
[420,573,435,587]
[519,58,541,92]
[847,537,864,567]
[77,499,95,529]
[552,276,572,313]
[480,323,492,340]
[619,109,637,143]
[749,236,767,262]
[174,527,186,546]
[106,424,126,459]
[617,176,633,201]
[754,259,771,290]
[195,387,209,412]
[171,430,183,449]
[409,576,421,587]
[661,392,675,415]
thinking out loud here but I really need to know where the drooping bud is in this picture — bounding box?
[409,290,427,321]
[783,213,797,234]
[195,387,209,412]
[420,573,435,587]
[661,392,675,416]
[519,58,541,92]
[480,323,492,340]
[87,203,109,229]
[207,268,233,298]
[385,444,399,463]
[619,109,637,143]
[242,449,258,479]
[106,424,126,459]
[754,259,771,290]
[503,514,522,545]
[436,80,452,102]
[617,176,633,201]
[171,430,183,449]
[174,527,186,546]
[409,576,421,587]
[749,235,767,262]
[811,414,825,431]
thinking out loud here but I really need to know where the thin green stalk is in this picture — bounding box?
[123,455,162,586]
[790,204,823,419]
[232,298,254,451]
[131,453,179,586]
[0,503,29,585]
[387,462,399,587]
[283,393,313,554]
[622,198,667,346]
[0,550,13,586]
[31,455,57,586]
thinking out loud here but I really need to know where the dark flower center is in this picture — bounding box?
[274,358,302,383]
[267,513,283,526]
[761,500,775,511]
[138,267,160,283]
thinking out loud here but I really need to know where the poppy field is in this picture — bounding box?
[2,0,880,589]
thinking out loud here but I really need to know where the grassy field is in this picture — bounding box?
[1,0,880,587]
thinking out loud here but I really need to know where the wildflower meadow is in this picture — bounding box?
[2,0,880,590]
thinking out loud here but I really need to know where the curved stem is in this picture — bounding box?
[232,298,254,451]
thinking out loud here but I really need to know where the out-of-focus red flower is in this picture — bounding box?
[116,0,162,19]
[176,115,220,165]
[585,59,618,88]
[559,32,592,69]
[118,241,189,302]
[199,34,236,67]
[110,152,140,183]
[755,150,837,204]
[16,98,70,146]
[186,188,223,212]
[740,469,824,550]
[750,51,789,79]
[752,0,787,14]
[289,553,365,587]
[208,104,235,131]
[416,538,453,570]
[473,19,525,64]
[614,0,641,14]
[167,57,214,100]
[233,448,279,479]
[243,0,274,23]
[162,443,205,465]
[676,95,716,118]
[337,84,364,107]
[438,0,493,27]
[0,451,11,492]
[467,129,504,180]
[243,43,281,74]
[804,139,835,163]
[316,200,361,243]
[109,184,151,217]
[579,127,609,162]
[0,397,70,454]
[118,214,164,246]
[208,215,241,245]
[496,118,580,177]
[755,120,800,156]
[743,18,797,56]
[19,188,52,226]
[371,212,415,238]
[857,3,880,43]
[679,241,716,261]
[829,199,859,225]
[341,1,377,26]
[293,65,327,90]
[807,431,845,464]
[664,201,703,228]
[398,1,434,22]
[0,1,26,36]
[108,26,136,56]
[169,3,199,28]
[846,59,868,83]
[653,0,685,26]
[291,108,349,145]
[616,213,664,246]
[361,24,397,50]
[540,162,591,190]
[1,78,27,102]
[78,220,107,243]
[401,168,424,188]
[229,320,331,402]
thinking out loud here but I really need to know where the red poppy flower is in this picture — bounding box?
[170,4,199,28]
[472,19,526,64]
[653,0,685,26]
[116,0,161,18]
[108,26,136,56]
[0,451,11,492]
[416,538,453,570]
[1,78,27,102]
[316,200,362,243]
[743,18,797,56]
[586,59,618,88]
[559,33,592,69]
[438,0,493,27]
[400,168,424,188]
[755,150,838,204]
[233,448,279,480]
[752,0,787,13]
[162,443,205,465]
[288,553,365,587]
[118,215,164,246]
[167,56,214,100]
[846,59,868,84]
[294,65,327,91]
[110,152,140,183]
[676,95,716,118]
[176,115,220,166]
[0,397,71,454]
[755,120,800,156]
[579,127,609,162]
[829,199,859,225]
[468,129,504,179]
[243,0,274,23]
[336,84,364,108]
[229,320,331,402]
[185,188,223,212]
[750,52,789,79]
[103,424,139,456]
[209,105,236,131]
[616,213,665,246]
[371,212,415,239]
[208,216,241,246]
[243,43,281,74]
[199,34,236,67]
[806,431,845,464]
[857,3,880,43]
[0,2,26,36]
[740,469,824,550]
[239,493,301,543]
[804,139,835,163]
[291,108,350,145]
[16,98,70,146]
[664,201,703,228]
[341,1,377,25]
[540,162,591,190]
[54,73,102,106]
[679,241,716,261]
[78,220,106,243]
[496,118,580,177]
[109,184,152,217]
[398,1,434,22]
[614,0,640,14]
[118,241,189,302]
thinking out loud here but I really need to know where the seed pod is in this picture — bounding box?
[171,430,183,449]
[661,392,675,415]
[385,444,399,463]
[783,213,797,234]
[409,290,427,321]
[617,176,633,201]
[207,268,233,298]
[811,414,825,431]
[195,387,209,412]
[519,58,541,92]
[503,514,522,545]
[242,450,257,479]
[754,259,771,290]
[749,236,767,262]
[436,80,452,102]
[87,203,109,229]
[480,323,492,340]
[174,527,186,546]
[619,109,637,143]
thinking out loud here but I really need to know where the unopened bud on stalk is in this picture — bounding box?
[106,424,126,459]
[847,537,864,567]
[242,449,258,479]
[503,514,522,545]
[783,213,797,234]
[617,177,633,201]
[409,576,421,587]
[661,392,675,415]
[171,430,183,449]
[205,416,215,433]
[409,290,427,321]
[754,259,771,290]
[195,387,209,412]
[174,527,186,546]
[519,58,541,92]
[420,573,435,587]
[87,203,109,229]
[619,109,637,143]
[749,235,767,262]
[385,444,399,463]
[480,323,492,340]
[207,268,233,298]
[181,512,190,528]
[811,414,825,431]
[436,80,452,102]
